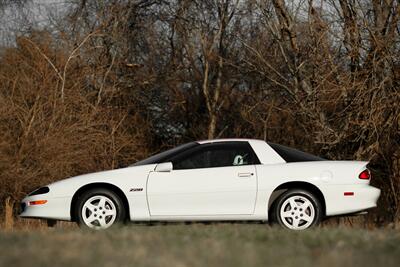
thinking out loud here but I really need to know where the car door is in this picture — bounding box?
[146,142,259,216]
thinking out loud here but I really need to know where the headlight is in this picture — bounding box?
[28,186,50,196]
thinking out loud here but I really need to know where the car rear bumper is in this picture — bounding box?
[321,184,381,216]
[19,195,72,221]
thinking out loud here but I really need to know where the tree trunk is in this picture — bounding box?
[208,113,217,139]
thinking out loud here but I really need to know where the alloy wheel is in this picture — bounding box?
[81,195,117,229]
[279,195,315,230]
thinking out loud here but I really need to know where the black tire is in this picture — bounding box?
[75,188,126,230]
[270,189,322,230]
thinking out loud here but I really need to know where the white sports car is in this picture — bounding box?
[20,139,381,230]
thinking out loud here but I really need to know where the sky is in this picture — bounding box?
[0,0,69,46]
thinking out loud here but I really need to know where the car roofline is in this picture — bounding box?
[196,138,262,144]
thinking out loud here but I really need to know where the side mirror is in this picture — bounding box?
[154,162,173,172]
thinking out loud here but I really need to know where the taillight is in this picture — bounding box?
[359,169,371,180]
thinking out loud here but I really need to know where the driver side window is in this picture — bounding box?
[171,142,259,170]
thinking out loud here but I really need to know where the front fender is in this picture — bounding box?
[20,164,156,221]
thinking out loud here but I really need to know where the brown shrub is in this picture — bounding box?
[0,31,151,212]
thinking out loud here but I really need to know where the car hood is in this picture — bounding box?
[44,164,156,198]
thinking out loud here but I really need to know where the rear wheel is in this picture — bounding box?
[76,188,126,230]
[270,189,322,230]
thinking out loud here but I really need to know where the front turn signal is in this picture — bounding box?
[29,200,48,206]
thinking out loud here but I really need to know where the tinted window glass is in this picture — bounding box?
[172,142,260,170]
[268,142,325,162]
[132,142,198,166]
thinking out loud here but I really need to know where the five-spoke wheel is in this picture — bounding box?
[271,189,322,230]
[76,188,126,230]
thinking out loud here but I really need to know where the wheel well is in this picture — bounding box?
[268,181,326,217]
[70,183,130,222]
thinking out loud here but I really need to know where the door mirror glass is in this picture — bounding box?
[154,162,173,172]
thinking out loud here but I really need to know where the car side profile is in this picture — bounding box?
[20,139,381,230]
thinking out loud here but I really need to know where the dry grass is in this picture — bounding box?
[0,224,399,267]
[1,218,77,232]
[3,197,13,230]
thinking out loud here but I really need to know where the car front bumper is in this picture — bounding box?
[19,195,72,221]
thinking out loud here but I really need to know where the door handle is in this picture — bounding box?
[238,172,254,177]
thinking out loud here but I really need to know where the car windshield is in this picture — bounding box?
[268,142,326,162]
[131,142,198,166]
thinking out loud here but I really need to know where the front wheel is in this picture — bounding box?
[76,188,126,230]
[270,189,322,230]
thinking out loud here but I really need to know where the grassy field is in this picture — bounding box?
[0,223,399,267]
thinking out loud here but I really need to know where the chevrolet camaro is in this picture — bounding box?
[20,139,381,230]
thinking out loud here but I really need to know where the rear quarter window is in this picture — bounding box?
[268,143,325,162]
